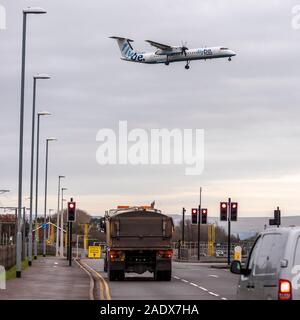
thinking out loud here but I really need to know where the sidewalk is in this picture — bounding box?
[0,256,91,300]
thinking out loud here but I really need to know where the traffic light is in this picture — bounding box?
[191,208,198,224]
[269,208,281,226]
[230,202,238,221]
[274,209,281,226]
[201,208,208,224]
[67,201,76,222]
[220,202,228,221]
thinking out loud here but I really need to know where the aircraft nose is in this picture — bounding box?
[230,50,237,56]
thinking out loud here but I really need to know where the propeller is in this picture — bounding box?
[181,41,189,56]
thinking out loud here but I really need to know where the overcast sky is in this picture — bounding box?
[1,0,300,218]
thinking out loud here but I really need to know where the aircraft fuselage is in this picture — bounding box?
[121,46,236,64]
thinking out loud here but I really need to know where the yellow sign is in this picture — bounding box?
[234,246,242,262]
[88,246,101,259]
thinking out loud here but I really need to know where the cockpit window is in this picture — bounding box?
[220,47,229,50]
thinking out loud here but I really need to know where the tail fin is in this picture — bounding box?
[109,36,137,59]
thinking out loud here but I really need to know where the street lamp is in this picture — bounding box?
[56,175,65,256]
[23,7,47,14]
[28,74,50,267]
[17,6,47,278]
[0,190,10,195]
[60,187,67,257]
[43,137,57,257]
[34,111,51,260]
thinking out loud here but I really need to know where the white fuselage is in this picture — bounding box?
[121,46,236,64]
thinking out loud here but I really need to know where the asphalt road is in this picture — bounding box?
[84,259,239,300]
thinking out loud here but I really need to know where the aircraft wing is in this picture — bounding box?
[145,40,172,50]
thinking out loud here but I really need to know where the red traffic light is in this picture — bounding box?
[67,201,76,222]
[230,202,238,221]
[191,208,198,224]
[220,202,228,221]
[69,203,75,209]
[201,208,208,224]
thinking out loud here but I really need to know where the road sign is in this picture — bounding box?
[88,245,101,259]
[234,246,242,262]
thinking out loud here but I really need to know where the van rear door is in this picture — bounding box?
[291,236,300,300]
[253,233,287,300]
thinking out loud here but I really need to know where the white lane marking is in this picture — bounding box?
[181,279,189,283]
[209,292,219,297]
[209,274,219,278]
[173,276,180,280]
[179,277,225,300]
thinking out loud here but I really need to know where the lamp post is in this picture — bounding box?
[56,175,65,256]
[0,190,10,195]
[28,74,50,267]
[34,111,51,259]
[17,6,47,278]
[43,137,57,257]
[60,188,67,257]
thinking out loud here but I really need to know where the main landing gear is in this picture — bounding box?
[185,61,190,70]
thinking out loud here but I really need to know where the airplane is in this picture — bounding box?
[110,36,236,69]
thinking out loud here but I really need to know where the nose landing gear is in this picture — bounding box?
[228,57,232,61]
[185,61,190,70]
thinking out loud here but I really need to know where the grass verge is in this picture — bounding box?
[5,259,29,281]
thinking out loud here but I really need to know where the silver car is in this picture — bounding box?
[230,227,300,300]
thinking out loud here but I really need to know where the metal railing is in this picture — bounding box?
[0,245,16,269]
[172,241,255,260]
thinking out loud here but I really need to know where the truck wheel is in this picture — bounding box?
[154,270,171,281]
[163,270,172,281]
[118,270,125,281]
[104,259,107,272]
[108,269,117,281]
[154,271,163,281]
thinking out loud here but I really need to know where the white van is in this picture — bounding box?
[230,227,300,300]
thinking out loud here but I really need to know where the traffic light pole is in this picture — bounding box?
[197,187,202,261]
[227,197,231,266]
[180,207,186,261]
[182,207,185,244]
[68,221,72,266]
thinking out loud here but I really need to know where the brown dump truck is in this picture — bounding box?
[100,206,174,281]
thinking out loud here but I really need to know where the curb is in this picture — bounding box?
[74,259,95,300]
